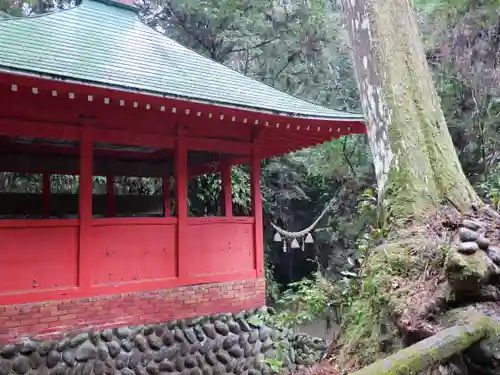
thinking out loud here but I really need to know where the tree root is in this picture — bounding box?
[350,314,499,375]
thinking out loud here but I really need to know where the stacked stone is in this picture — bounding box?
[446,218,500,300]
[0,308,327,375]
[457,219,500,263]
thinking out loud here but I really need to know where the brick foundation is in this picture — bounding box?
[0,278,265,344]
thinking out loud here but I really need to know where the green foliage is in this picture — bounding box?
[269,271,334,329]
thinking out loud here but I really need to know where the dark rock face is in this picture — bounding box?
[0,308,326,375]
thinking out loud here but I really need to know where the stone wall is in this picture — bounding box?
[0,279,265,344]
[0,308,327,375]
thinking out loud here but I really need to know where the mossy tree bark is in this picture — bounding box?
[335,0,488,371]
[340,0,479,220]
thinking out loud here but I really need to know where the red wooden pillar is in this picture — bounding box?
[106,175,115,217]
[221,163,232,217]
[78,127,93,289]
[164,174,171,216]
[42,172,50,218]
[175,136,188,277]
[251,143,264,277]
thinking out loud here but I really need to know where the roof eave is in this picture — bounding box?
[0,67,366,123]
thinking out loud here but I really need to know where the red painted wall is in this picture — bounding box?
[184,219,255,276]
[0,278,265,344]
[0,225,79,293]
[89,222,177,285]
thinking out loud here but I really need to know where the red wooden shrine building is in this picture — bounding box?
[0,0,365,342]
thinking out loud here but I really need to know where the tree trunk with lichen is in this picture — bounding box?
[333,0,492,372]
[340,0,479,219]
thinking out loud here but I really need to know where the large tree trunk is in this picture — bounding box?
[340,0,479,220]
[333,0,488,372]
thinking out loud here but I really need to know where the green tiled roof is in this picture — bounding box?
[0,0,364,122]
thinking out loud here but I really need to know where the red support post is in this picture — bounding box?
[164,174,171,217]
[175,136,188,277]
[42,172,51,218]
[78,127,93,290]
[106,175,115,217]
[251,142,264,277]
[221,163,232,217]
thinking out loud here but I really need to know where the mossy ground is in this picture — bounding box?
[328,211,457,374]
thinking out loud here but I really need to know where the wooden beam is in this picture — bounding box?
[78,126,93,290]
[106,175,116,217]
[0,153,172,177]
[251,142,264,277]
[164,174,171,217]
[175,134,188,278]
[187,137,251,155]
[221,163,232,217]
[42,172,51,219]
[0,118,81,140]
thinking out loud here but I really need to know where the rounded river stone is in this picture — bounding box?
[37,342,54,356]
[488,246,500,265]
[173,329,186,344]
[152,349,166,363]
[237,319,251,332]
[202,365,212,375]
[135,364,148,375]
[216,352,231,365]
[121,369,135,375]
[459,227,480,242]
[13,355,30,374]
[228,321,241,335]
[1,344,17,359]
[70,334,88,348]
[116,327,131,340]
[175,357,184,372]
[108,342,121,358]
[458,241,479,254]
[205,352,217,366]
[94,360,106,375]
[0,359,12,375]
[228,347,243,358]
[193,326,205,342]
[162,332,174,346]
[101,330,114,342]
[46,351,61,369]
[76,341,97,361]
[248,331,258,344]
[202,324,216,340]
[477,235,491,250]
[145,362,159,375]
[190,342,201,355]
[183,328,197,345]
[121,340,133,353]
[159,360,174,372]
[258,327,272,341]
[30,352,44,369]
[19,340,37,355]
[214,322,229,336]
[115,353,129,370]
[462,219,482,231]
[223,334,239,350]
[184,356,197,369]
[62,350,76,367]
[128,350,142,369]
[212,338,223,353]
[134,335,148,353]
[147,335,162,351]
